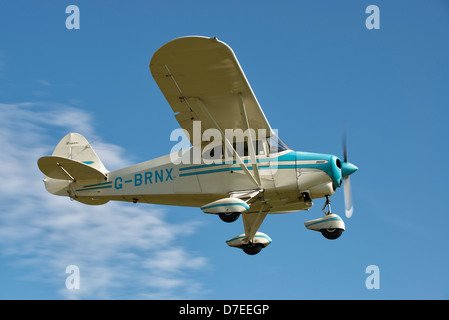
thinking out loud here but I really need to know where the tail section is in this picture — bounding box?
[37,133,109,205]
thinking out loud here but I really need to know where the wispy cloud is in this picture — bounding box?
[0,102,208,299]
[36,79,51,86]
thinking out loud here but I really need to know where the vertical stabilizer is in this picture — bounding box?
[52,133,107,173]
[38,133,110,205]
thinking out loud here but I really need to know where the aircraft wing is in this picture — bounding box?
[149,36,273,145]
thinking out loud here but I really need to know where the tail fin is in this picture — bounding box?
[51,132,107,173]
[37,133,109,205]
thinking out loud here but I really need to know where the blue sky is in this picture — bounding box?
[0,0,448,299]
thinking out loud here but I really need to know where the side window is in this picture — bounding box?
[202,144,224,160]
[255,140,265,155]
[232,141,248,157]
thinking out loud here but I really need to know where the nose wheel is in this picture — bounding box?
[320,227,344,240]
[218,212,240,223]
[305,195,345,240]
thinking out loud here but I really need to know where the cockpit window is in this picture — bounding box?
[267,134,290,154]
[232,140,265,157]
[202,140,266,161]
[202,135,288,160]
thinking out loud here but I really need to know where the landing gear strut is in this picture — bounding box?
[322,195,332,215]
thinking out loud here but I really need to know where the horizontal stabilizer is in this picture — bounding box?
[38,156,107,181]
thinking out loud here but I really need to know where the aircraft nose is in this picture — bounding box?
[341,162,358,177]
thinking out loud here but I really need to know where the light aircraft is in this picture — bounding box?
[37,36,358,255]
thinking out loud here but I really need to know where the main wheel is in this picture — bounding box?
[241,243,264,255]
[320,228,344,240]
[219,212,240,223]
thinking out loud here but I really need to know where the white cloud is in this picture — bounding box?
[0,102,208,299]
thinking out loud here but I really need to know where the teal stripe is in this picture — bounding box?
[180,167,234,177]
[304,216,342,228]
[75,185,112,192]
[82,181,112,188]
[179,165,291,177]
[179,151,296,171]
[201,202,249,210]
[180,162,240,171]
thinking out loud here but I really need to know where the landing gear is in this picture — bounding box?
[320,228,344,240]
[219,212,240,223]
[226,232,271,255]
[304,195,345,240]
[241,242,264,255]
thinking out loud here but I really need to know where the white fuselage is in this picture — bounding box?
[47,149,338,214]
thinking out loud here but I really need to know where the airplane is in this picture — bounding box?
[37,36,358,255]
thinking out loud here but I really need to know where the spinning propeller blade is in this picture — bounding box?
[344,176,353,218]
[343,132,348,163]
[341,132,357,218]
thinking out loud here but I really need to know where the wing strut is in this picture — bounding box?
[57,162,76,181]
[242,203,268,243]
[238,93,261,187]
[195,98,261,188]
[164,64,195,113]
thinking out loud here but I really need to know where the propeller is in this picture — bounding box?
[341,133,358,218]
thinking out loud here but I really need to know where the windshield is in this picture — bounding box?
[267,134,290,154]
